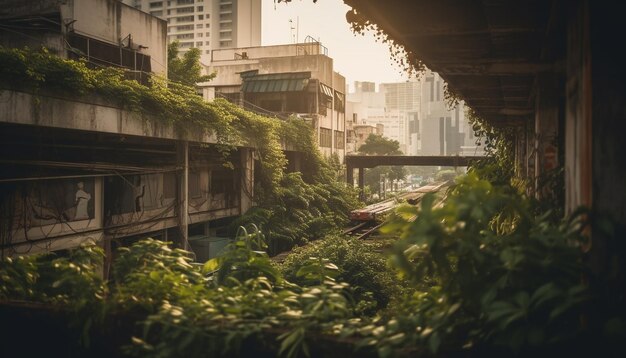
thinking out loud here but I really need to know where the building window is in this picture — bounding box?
[177,6,194,13]
[205,32,210,36]
[177,0,194,4]
[334,91,345,112]
[197,33,203,37]
[319,128,332,148]
[177,25,194,31]
[426,77,434,102]
[179,42,193,48]
[220,40,231,47]
[334,131,345,149]
[196,24,203,28]
[150,1,163,8]
[196,41,203,46]
[177,16,194,22]
[176,33,194,39]
[205,50,210,54]
[150,10,163,16]
[198,14,204,20]
[197,6,203,11]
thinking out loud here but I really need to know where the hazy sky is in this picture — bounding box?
[261,0,410,92]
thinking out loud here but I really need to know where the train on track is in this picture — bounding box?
[349,182,447,222]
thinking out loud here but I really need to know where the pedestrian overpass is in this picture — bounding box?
[345,155,485,191]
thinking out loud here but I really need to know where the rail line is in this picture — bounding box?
[345,181,448,239]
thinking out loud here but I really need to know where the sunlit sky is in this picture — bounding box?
[261,0,410,92]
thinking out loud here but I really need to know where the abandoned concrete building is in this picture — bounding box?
[198,40,347,162]
[0,0,269,261]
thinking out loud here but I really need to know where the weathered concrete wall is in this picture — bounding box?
[69,0,168,75]
[0,89,217,144]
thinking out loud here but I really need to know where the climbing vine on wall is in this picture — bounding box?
[0,46,360,254]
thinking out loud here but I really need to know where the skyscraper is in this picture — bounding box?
[123,0,261,63]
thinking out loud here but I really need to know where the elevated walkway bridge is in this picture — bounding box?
[345,155,485,193]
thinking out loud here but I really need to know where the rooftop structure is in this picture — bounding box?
[200,40,347,161]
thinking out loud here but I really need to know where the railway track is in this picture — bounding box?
[272,182,449,261]
[345,181,449,240]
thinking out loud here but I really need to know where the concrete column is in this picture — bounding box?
[178,141,190,251]
[346,164,354,186]
[534,74,561,199]
[358,167,365,200]
[240,147,255,214]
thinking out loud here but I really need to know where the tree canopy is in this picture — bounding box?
[357,133,402,155]
[167,41,215,86]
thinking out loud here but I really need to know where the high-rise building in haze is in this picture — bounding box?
[380,80,421,113]
[124,0,261,63]
[347,74,482,156]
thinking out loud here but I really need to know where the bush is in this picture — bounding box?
[280,235,404,316]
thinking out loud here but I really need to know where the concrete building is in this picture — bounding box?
[0,0,168,75]
[0,0,259,260]
[352,123,383,152]
[364,109,409,153]
[346,81,385,153]
[417,71,483,156]
[199,42,347,161]
[124,0,261,63]
[380,80,421,113]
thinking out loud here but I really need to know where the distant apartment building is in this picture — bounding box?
[353,81,375,93]
[418,71,483,156]
[380,80,421,113]
[124,0,261,62]
[346,82,385,153]
[199,41,347,161]
[352,123,383,152]
[365,109,409,153]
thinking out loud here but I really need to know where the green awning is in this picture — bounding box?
[241,72,311,93]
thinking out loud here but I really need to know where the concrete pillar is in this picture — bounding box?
[177,141,190,251]
[534,74,561,199]
[358,167,365,200]
[346,164,354,186]
[240,147,255,214]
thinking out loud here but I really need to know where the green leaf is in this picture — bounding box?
[203,258,220,273]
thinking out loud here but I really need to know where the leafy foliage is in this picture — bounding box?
[280,235,405,316]
[342,172,592,356]
[167,40,215,86]
[232,119,361,255]
[0,232,361,358]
